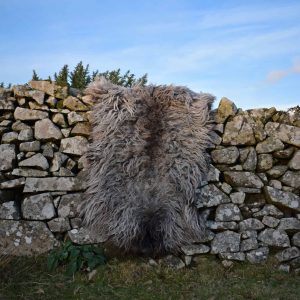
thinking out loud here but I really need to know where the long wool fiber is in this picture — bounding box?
[80,77,215,256]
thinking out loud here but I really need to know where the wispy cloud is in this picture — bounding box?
[266,60,300,83]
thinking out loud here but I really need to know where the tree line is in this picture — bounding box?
[32,61,148,89]
[0,62,147,90]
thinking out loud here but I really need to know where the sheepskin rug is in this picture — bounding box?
[80,77,215,256]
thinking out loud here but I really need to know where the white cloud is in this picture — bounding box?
[266,59,300,84]
[266,70,289,83]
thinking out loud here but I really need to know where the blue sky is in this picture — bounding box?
[0,0,299,109]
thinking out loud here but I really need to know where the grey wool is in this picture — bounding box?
[80,77,215,256]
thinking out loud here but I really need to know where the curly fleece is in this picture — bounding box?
[80,77,215,256]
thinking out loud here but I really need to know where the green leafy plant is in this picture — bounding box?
[47,240,107,276]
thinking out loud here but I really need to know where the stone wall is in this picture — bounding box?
[0,83,299,272]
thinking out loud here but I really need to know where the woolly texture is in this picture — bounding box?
[81,77,215,256]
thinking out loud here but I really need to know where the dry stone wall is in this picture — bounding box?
[0,84,299,272]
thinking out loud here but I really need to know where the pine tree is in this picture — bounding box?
[32,70,40,81]
[69,61,91,90]
[54,65,69,86]
[98,69,148,87]
[0,82,4,88]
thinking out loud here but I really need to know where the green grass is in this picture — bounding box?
[1,254,299,300]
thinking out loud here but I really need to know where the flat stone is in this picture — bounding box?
[264,186,300,212]
[220,182,232,194]
[0,144,16,171]
[42,143,54,158]
[241,230,258,239]
[278,264,291,273]
[221,260,234,268]
[18,128,33,141]
[81,94,94,106]
[258,229,290,248]
[256,137,284,154]
[278,218,300,233]
[266,165,288,178]
[282,186,295,193]
[78,156,89,169]
[1,131,18,143]
[224,171,264,188]
[216,97,237,123]
[23,177,86,192]
[262,216,280,228]
[215,204,242,221]
[28,90,45,104]
[181,244,210,255]
[63,96,89,111]
[19,141,40,152]
[46,96,57,107]
[61,128,71,137]
[253,204,284,218]
[269,179,282,190]
[248,107,274,122]
[246,247,269,264]
[196,184,231,208]
[241,238,258,251]
[28,101,49,111]
[289,150,300,170]
[50,152,69,172]
[19,153,49,170]
[34,118,63,141]
[290,257,300,268]
[265,122,300,147]
[222,115,256,145]
[66,158,77,171]
[273,147,294,159]
[239,147,257,171]
[280,171,300,188]
[292,232,300,247]
[22,193,56,220]
[68,227,106,244]
[257,154,273,172]
[207,164,220,182]
[53,167,75,177]
[29,80,68,99]
[275,247,300,262]
[70,122,91,137]
[11,120,31,131]
[13,84,31,97]
[158,255,185,269]
[0,178,25,189]
[57,193,82,218]
[219,252,245,261]
[210,230,241,254]
[52,113,67,128]
[0,201,20,220]
[239,218,264,231]
[257,173,268,184]
[67,111,86,125]
[47,217,71,232]
[12,168,48,177]
[206,221,238,231]
[0,99,14,110]
[0,220,57,255]
[14,107,48,120]
[211,146,239,164]
[60,136,88,156]
[230,191,246,204]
